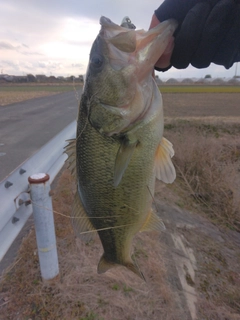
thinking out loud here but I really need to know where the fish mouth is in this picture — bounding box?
[89,18,177,136]
[135,19,178,80]
[100,17,178,79]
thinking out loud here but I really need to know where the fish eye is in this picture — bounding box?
[90,54,104,69]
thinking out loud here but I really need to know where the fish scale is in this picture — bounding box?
[65,16,177,279]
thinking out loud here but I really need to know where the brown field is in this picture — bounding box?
[0,91,240,320]
[162,92,240,118]
[0,83,79,106]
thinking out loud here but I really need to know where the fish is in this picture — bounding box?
[65,16,177,280]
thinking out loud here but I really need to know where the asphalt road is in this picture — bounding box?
[0,90,81,181]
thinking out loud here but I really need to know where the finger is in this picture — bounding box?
[171,1,212,69]
[155,37,174,69]
[155,52,172,70]
[213,4,240,68]
[155,0,197,24]
[191,0,236,68]
[149,14,174,71]
[149,14,160,29]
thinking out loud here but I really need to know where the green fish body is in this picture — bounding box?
[66,17,177,279]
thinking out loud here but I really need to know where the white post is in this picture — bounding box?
[28,173,59,281]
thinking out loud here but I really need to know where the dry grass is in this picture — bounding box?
[197,298,240,320]
[181,224,240,320]
[160,85,240,93]
[0,91,60,106]
[0,171,176,320]
[164,119,240,231]
[0,117,240,320]
[0,84,78,106]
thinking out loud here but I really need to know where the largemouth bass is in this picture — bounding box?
[66,17,177,280]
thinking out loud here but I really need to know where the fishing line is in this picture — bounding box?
[30,201,133,220]
[30,201,138,235]
[78,222,137,235]
[20,202,219,260]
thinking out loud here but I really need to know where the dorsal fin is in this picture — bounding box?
[64,138,77,177]
[154,137,176,184]
[71,192,96,243]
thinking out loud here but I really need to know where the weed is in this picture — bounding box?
[97,296,108,307]
[111,283,119,291]
[80,311,97,320]
[175,200,185,208]
[32,279,40,285]
[165,120,240,231]
[123,284,133,294]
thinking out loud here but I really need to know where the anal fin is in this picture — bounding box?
[64,138,77,177]
[155,137,176,184]
[140,209,166,232]
[71,192,95,243]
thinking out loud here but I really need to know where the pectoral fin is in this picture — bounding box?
[71,192,96,243]
[64,138,76,177]
[140,209,166,232]
[114,139,138,187]
[155,137,176,184]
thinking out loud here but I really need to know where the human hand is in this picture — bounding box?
[149,14,174,70]
[152,0,240,71]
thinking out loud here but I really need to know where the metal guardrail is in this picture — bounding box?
[0,120,76,262]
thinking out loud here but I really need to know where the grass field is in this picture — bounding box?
[1,84,240,106]
[0,84,82,106]
[0,84,78,93]
[160,85,240,93]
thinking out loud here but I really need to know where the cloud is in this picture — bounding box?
[71,63,84,68]
[0,60,19,68]
[65,39,94,47]
[0,0,163,77]
[0,0,237,78]
[37,60,63,70]
[20,50,44,56]
[0,0,162,28]
[0,41,18,50]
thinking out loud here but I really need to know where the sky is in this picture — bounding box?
[0,0,238,80]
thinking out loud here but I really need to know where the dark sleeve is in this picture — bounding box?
[154,0,197,24]
[154,0,240,70]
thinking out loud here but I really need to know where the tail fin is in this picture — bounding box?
[98,254,145,281]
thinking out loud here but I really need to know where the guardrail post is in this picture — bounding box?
[28,173,59,281]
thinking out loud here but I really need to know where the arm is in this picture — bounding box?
[152,0,240,71]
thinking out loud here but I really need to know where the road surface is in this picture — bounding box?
[0,90,80,181]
